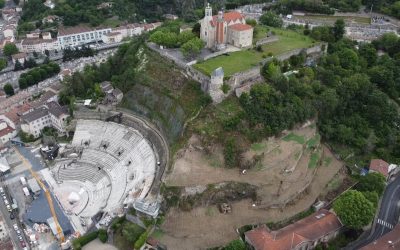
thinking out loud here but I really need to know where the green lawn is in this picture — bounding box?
[194,27,315,77]
[295,15,371,24]
[306,134,321,148]
[282,133,306,144]
[251,142,267,151]
[308,150,321,169]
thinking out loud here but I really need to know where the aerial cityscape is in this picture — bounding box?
[0,0,399,249]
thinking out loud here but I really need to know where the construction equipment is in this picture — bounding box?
[13,147,65,242]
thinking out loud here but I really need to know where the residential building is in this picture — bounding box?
[360,224,400,249]
[59,68,72,81]
[42,15,59,24]
[200,4,253,49]
[102,32,123,44]
[2,25,15,38]
[100,81,113,94]
[0,90,32,114]
[163,14,179,20]
[11,52,27,64]
[97,2,113,9]
[20,102,69,138]
[245,209,342,250]
[17,38,60,53]
[369,159,398,179]
[26,32,40,39]
[57,25,112,49]
[0,115,17,144]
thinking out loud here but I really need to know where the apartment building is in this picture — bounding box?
[57,25,112,49]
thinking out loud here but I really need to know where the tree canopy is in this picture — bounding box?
[3,83,14,96]
[3,43,19,57]
[356,173,386,196]
[333,190,375,229]
[259,12,283,28]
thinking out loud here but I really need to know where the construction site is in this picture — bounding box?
[0,112,167,249]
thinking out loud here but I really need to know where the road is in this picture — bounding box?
[0,180,28,250]
[346,175,400,249]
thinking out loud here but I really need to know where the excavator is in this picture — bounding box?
[14,147,71,249]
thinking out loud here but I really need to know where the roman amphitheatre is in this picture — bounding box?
[44,115,168,234]
[161,122,344,249]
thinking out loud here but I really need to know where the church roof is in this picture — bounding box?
[229,23,253,31]
[210,11,245,26]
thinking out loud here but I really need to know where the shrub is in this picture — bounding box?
[134,231,148,250]
[98,229,108,243]
[221,83,231,94]
[72,231,99,250]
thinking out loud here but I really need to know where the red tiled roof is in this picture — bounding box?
[369,159,389,177]
[360,224,400,250]
[245,209,342,250]
[229,23,253,31]
[0,125,14,138]
[210,11,245,26]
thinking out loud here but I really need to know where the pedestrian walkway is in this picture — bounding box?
[377,218,394,229]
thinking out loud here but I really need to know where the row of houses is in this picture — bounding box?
[0,84,69,145]
[0,7,22,48]
[14,22,162,54]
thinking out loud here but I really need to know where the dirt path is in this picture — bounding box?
[160,146,343,249]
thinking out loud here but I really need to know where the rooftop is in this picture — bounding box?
[369,159,390,177]
[0,125,14,138]
[210,11,245,26]
[11,52,27,60]
[46,101,68,118]
[21,107,48,123]
[245,209,342,250]
[229,23,253,31]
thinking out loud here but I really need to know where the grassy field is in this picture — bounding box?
[282,133,306,144]
[295,15,371,24]
[194,27,315,76]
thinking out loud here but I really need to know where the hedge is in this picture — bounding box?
[72,231,99,250]
[134,231,148,250]
[98,229,108,243]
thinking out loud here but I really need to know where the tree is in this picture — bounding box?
[122,224,143,243]
[177,30,196,45]
[180,38,204,58]
[192,22,201,37]
[3,83,14,96]
[0,58,7,71]
[246,19,257,27]
[357,172,386,196]
[333,19,345,41]
[259,12,283,28]
[333,190,375,229]
[3,43,18,57]
[14,60,23,71]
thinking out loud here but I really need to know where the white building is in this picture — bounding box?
[17,38,60,53]
[200,4,253,49]
[11,52,27,64]
[0,115,17,144]
[20,102,69,138]
[3,25,15,39]
[102,31,123,44]
[57,25,112,49]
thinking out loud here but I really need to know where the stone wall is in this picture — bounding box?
[255,35,279,46]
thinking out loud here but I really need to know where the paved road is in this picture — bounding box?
[346,175,400,249]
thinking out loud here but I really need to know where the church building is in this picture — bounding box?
[200,3,253,49]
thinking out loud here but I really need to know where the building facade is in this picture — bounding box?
[21,102,69,138]
[57,25,112,49]
[0,115,17,144]
[200,4,253,49]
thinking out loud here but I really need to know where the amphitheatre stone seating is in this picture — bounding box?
[56,162,107,184]
[49,119,158,230]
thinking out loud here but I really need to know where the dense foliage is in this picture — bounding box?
[333,190,375,229]
[259,12,283,28]
[270,0,334,15]
[0,58,7,71]
[19,62,60,89]
[63,46,95,62]
[72,231,99,250]
[363,0,400,19]
[3,83,14,96]
[134,231,148,250]
[3,43,19,57]
[356,173,386,196]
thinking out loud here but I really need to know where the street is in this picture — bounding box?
[346,175,400,249]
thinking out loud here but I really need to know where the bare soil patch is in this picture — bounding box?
[161,146,343,249]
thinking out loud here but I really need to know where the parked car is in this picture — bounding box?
[0,187,4,193]
[13,224,18,231]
